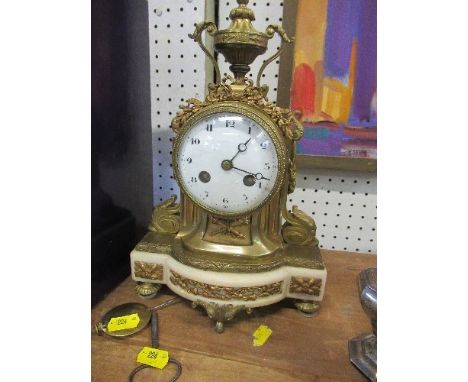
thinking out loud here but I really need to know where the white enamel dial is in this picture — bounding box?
[176,112,280,215]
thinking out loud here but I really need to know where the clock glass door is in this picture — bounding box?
[175,112,280,216]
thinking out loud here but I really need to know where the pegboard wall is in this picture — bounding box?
[148,0,377,254]
[148,0,212,204]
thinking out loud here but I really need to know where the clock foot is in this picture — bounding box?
[215,321,224,333]
[191,300,247,333]
[294,300,321,317]
[135,282,161,299]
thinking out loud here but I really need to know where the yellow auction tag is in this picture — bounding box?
[137,347,169,369]
[107,313,140,332]
[252,325,272,347]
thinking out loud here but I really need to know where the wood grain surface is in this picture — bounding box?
[92,250,376,381]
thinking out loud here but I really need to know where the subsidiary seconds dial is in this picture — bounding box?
[175,111,282,216]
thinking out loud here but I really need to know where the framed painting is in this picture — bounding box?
[278,0,377,172]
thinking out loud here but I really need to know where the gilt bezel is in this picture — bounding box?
[172,101,287,218]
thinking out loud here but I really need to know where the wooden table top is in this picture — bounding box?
[91,250,376,382]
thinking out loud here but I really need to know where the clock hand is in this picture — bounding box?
[230,137,251,162]
[232,166,270,181]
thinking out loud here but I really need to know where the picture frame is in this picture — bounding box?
[277,0,377,172]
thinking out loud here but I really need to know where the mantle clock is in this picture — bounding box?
[130,0,327,333]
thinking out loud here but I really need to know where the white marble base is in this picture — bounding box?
[130,248,327,309]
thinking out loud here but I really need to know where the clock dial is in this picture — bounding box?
[176,112,280,215]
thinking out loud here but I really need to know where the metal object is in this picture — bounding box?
[130,0,327,331]
[148,195,180,234]
[128,308,182,382]
[192,300,252,334]
[95,298,182,338]
[170,270,283,301]
[173,101,288,219]
[135,282,162,299]
[94,298,183,381]
[294,300,321,317]
[95,302,152,337]
[349,268,377,381]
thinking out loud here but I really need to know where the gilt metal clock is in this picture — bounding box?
[130,0,327,333]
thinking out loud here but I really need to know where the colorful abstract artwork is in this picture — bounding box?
[291,0,377,158]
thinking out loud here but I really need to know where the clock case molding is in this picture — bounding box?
[130,0,327,332]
